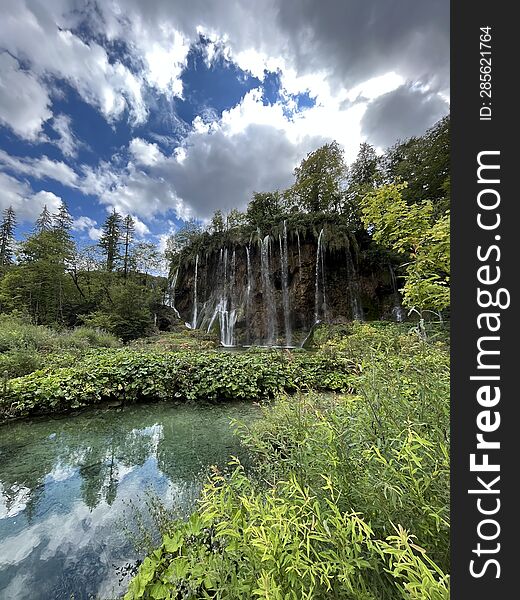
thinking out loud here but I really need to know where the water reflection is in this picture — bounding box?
[0,402,257,599]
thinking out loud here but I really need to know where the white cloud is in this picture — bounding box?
[50,114,80,158]
[0,3,147,127]
[0,52,52,140]
[129,138,165,166]
[73,215,103,241]
[70,85,378,221]
[0,0,449,229]
[140,31,190,97]
[0,172,62,221]
[133,215,150,237]
[0,150,78,188]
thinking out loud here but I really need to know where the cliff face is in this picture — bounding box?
[170,227,403,346]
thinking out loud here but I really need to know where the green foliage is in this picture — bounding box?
[0,346,355,419]
[125,324,449,600]
[99,209,123,272]
[81,281,157,341]
[383,116,450,218]
[0,314,121,378]
[246,191,286,228]
[0,205,16,268]
[289,141,347,213]
[362,183,450,313]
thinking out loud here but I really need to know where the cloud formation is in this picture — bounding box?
[0,53,52,140]
[0,0,450,233]
[361,84,449,148]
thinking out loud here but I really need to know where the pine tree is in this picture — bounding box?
[54,200,73,231]
[99,209,122,272]
[0,205,17,267]
[35,205,54,233]
[122,214,135,279]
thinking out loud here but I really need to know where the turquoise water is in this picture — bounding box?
[0,402,259,599]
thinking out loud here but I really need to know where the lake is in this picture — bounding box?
[0,401,259,599]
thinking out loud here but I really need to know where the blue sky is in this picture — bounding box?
[0,1,449,251]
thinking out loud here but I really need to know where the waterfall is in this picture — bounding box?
[260,234,277,345]
[206,247,237,346]
[388,263,406,322]
[167,268,181,319]
[191,254,199,328]
[245,244,252,344]
[219,248,235,347]
[346,247,364,321]
[280,221,292,346]
[314,229,327,323]
[296,230,302,282]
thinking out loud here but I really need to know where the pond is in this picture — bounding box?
[0,401,259,599]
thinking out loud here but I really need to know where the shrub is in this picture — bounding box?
[0,348,356,419]
[124,323,450,599]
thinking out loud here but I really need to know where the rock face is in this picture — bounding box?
[170,226,403,346]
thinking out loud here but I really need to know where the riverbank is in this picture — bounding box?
[124,322,450,599]
[0,344,357,422]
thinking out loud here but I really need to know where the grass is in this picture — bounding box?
[123,322,450,600]
[0,313,121,378]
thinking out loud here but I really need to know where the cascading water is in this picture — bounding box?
[388,263,406,322]
[176,220,399,346]
[314,229,327,323]
[191,254,199,328]
[167,268,181,319]
[280,221,292,346]
[345,246,364,321]
[296,230,302,282]
[260,234,277,345]
[206,248,238,346]
[245,244,252,344]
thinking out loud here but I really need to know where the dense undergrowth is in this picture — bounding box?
[0,342,356,420]
[0,313,121,379]
[124,323,450,600]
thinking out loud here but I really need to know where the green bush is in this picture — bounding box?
[0,314,121,378]
[125,323,450,599]
[0,348,356,419]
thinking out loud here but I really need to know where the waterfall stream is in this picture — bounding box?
[191,254,199,328]
[388,263,406,322]
[345,247,364,321]
[168,268,181,319]
[179,221,398,346]
[245,244,252,344]
[314,229,327,323]
[280,221,292,346]
[260,235,277,345]
[296,230,302,282]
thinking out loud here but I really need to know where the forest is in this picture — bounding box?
[0,116,450,600]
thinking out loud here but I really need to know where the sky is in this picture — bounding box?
[0,0,450,249]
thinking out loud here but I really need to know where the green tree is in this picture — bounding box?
[82,281,154,341]
[99,209,122,272]
[383,116,450,217]
[226,208,247,230]
[0,205,16,268]
[52,200,75,267]
[122,214,135,279]
[289,142,346,213]
[246,191,284,228]
[131,242,164,291]
[170,220,203,256]
[35,205,54,233]
[53,200,73,232]
[361,182,450,314]
[1,228,75,324]
[209,210,225,234]
[344,142,381,228]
